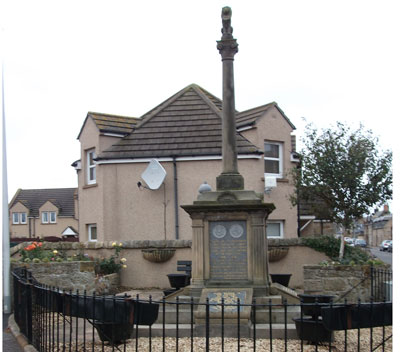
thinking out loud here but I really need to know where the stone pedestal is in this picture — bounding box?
[182,189,275,299]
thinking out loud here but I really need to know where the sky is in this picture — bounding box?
[1,0,399,202]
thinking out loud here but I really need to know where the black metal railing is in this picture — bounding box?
[12,267,392,352]
[371,265,392,302]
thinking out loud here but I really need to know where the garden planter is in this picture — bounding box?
[142,249,176,263]
[268,247,289,262]
[270,274,292,287]
[293,317,333,343]
[298,294,335,319]
[163,288,178,296]
[167,274,190,289]
[93,321,133,344]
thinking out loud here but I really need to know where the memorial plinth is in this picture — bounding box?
[182,190,275,299]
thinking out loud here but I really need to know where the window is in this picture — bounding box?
[88,224,97,242]
[12,212,27,224]
[87,149,96,184]
[50,211,57,223]
[264,142,283,177]
[42,212,48,223]
[42,211,57,224]
[266,221,284,238]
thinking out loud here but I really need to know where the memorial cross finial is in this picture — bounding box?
[221,7,233,39]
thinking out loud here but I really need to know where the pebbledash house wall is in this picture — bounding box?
[76,105,298,243]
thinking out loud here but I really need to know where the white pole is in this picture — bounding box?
[2,62,11,313]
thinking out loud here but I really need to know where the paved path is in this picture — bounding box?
[3,313,24,352]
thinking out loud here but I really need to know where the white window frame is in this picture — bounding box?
[264,142,283,178]
[12,213,20,224]
[87,149,97,185]
[20,212,27,224]
[12,212,27,224]
[266,220,284,238]
[88,224,97,242]
[42,212,49,224]
[49,211,57,223]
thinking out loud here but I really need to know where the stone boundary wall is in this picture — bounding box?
[11,238,333,290]
[11,261,96,293]
[11,240,192,289]
[303,265,372,302]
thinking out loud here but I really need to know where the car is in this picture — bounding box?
[387,242,393,253]
[344,237,355,244]
[380,240,392,251]
[354,239,367,247]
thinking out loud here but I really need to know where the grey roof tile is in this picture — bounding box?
[97,84,262,160]
[10,188,77,218]
[77,112,141,139]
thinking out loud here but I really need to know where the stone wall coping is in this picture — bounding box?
[303,264,389,270]
[268,238,305,247]
[10,240,192,253]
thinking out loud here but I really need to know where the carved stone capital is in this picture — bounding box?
[217,39,238,60]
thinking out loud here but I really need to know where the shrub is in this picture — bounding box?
[301,235,376,265]
[95,242,127,275]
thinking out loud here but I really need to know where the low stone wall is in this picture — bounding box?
[303,265,372,302]
[12,262,96,293]
[11,238,336,290]
[11,240,192,290]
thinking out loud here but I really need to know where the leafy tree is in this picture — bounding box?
[292,122,392,258]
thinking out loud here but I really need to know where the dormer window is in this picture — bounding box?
[87,149,96,184]
[42,211,57,224]
[12,212,27,224]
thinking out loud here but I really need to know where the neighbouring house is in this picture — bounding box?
[9,188,79,239]
[364,205,392,247]
[298,196,338,237]
[73,84,299,243]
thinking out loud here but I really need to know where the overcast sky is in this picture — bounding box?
[1,0,399,202]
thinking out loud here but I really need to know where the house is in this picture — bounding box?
[73,84,299,243]
[298,195,338,237]
[9,188,78,239]
[364,205,392,247]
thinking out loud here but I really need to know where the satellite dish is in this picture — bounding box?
[141,159,167,190]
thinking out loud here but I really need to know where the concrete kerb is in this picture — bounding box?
[7,314,37,352]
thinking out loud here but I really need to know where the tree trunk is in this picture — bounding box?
[339,234,345,259]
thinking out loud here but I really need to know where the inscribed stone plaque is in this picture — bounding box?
[209,221,247,280]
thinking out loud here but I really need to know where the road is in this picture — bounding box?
[369,247,392,266]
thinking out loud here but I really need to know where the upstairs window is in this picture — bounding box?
[42,211,57,224]
[12,212,27,224]
[266,221,284,238]
[264,142,283,178]
[42,212,48,223]
[87,149,96,184]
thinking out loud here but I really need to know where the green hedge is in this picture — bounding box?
[301,235,377,265]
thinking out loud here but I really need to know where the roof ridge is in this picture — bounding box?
[18,187,77,191]
[237,102,276,116]
[135,84,196,130]
[88,111,139,120]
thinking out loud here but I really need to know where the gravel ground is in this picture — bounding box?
[50,327,392,351]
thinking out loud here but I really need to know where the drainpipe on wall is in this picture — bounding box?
[173,157,179,239]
